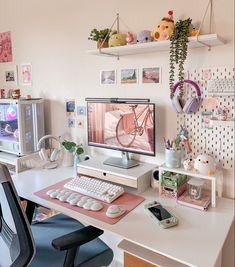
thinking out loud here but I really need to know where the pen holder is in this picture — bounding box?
[165,149,182,168]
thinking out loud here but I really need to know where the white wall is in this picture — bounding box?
[0,1,234,266]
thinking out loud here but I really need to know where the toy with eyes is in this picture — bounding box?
[183,157,194,171]
[136,30,153,43]
[126,32,134,45]
[109,33,127,47]
[151,10,174,41]
[193,154,216,176]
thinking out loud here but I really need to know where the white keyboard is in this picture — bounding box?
[64,176,125,203]
[207,78,235,95]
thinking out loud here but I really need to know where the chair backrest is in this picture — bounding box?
[0,164,35,267]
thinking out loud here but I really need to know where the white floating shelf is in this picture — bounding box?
[87,34,225,57]
[209,119,234,127]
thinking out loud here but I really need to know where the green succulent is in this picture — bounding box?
[169,18,192,99]
[88,28,116,42]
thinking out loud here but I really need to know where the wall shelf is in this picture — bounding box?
[87,34,225,57]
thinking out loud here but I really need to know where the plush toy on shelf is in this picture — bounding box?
[151,10,174,41]
[126,32,134,45]
[193,154,216,176]
[109,33,127,47]
[136,30,153,43]
[183,157,194,171]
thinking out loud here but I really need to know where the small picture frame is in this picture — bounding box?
[120,68,138,84]
[1,65,18,87]
[141,67,161,84]
[66,100,75,116]
[21,63,32,86]
[100,70,116,85]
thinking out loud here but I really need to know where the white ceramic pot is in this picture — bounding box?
[62,149,74,167]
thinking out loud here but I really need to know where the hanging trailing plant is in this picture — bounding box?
[169,18,192,99]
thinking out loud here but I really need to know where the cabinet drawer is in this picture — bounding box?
[77,166,137,188]
[124,252,157,267]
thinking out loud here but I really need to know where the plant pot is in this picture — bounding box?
[62,150,74,167]
[97,39,109,49]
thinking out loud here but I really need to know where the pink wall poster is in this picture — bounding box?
[0,31,13,63]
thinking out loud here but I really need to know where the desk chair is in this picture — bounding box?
[0,164,113,267]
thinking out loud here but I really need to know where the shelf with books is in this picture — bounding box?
[158,164,222,207]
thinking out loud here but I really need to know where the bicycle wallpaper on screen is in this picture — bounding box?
[88,102,155,155]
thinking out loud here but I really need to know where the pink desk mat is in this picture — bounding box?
[34,178,145,225]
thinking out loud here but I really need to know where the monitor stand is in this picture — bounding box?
[103,152,139,169]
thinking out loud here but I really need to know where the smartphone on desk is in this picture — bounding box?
[144,201,178,229]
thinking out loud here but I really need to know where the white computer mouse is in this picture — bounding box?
[90,202,103,211]
[83,202,93,210]
[106,205,126,218]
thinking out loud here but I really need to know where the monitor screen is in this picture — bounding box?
[87,101,155,156]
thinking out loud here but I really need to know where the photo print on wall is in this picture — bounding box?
[100,70,116,85]
[66,100,75,116]
[142,67,161,84]
[120,68,138,84]
[21,63,33,86]
[0,65,18,87]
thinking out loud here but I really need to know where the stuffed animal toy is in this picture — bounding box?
[183,157,194,171]
[193,154,216,176]
[151,10,174,41]
[136,30,152,43]
[109,33,127,47]
[126,32,134,45]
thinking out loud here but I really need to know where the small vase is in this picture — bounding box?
[97,39,109,48]
[74,155,80,176]
[62,150,74,167]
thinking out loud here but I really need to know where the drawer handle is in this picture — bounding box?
[103,172,106,176]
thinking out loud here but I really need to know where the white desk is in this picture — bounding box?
[12,166,234,267]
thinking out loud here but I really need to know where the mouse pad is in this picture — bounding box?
[34,178,145,225]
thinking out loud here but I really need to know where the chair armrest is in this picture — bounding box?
[52,225,104,251]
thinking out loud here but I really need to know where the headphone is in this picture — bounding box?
[37,135,62,167]
[172,80,202,114]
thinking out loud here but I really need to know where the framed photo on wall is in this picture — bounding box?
[21,63,33,86]
[100,70,116,85]
[141,67,161,84]
[0,65,18,87]
[120,68,138,84]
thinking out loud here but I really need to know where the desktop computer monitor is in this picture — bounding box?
[87,99,155,168]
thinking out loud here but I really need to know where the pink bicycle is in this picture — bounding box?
[116,104,154,147]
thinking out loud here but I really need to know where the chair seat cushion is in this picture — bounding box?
[29,213,113,267]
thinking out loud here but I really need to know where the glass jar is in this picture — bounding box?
[187,178,205,200]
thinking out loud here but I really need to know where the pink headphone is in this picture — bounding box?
[172,80,202,114]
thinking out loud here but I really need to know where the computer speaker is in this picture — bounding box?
[151,167,159,189]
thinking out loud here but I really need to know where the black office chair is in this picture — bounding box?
[0,164,113,267]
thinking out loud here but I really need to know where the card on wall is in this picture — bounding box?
[68,118,75,128]
[0,65,18,87]
[120,68,138,84]
[77,106,86,116]
[66,100,75,116]
[100,70,116,85]
[21,63,33,86]
[141,67,161,84]
[77,117,85,128]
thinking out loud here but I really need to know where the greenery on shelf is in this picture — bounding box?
[62,140,84,156]
[88,28,116,42]
[169,18,192,99]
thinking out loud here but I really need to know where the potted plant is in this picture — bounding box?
[88,28,116,48]
[169,18,192,99]
[62,140,84,167]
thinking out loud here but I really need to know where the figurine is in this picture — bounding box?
[126,32,134,45]
[136,30,152,43]
[193,154,216,176]
[183,157,194,171]
[216,106,229,121]
[151,10,174,41]
[109,33,127,47]
[191,27,199,37]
